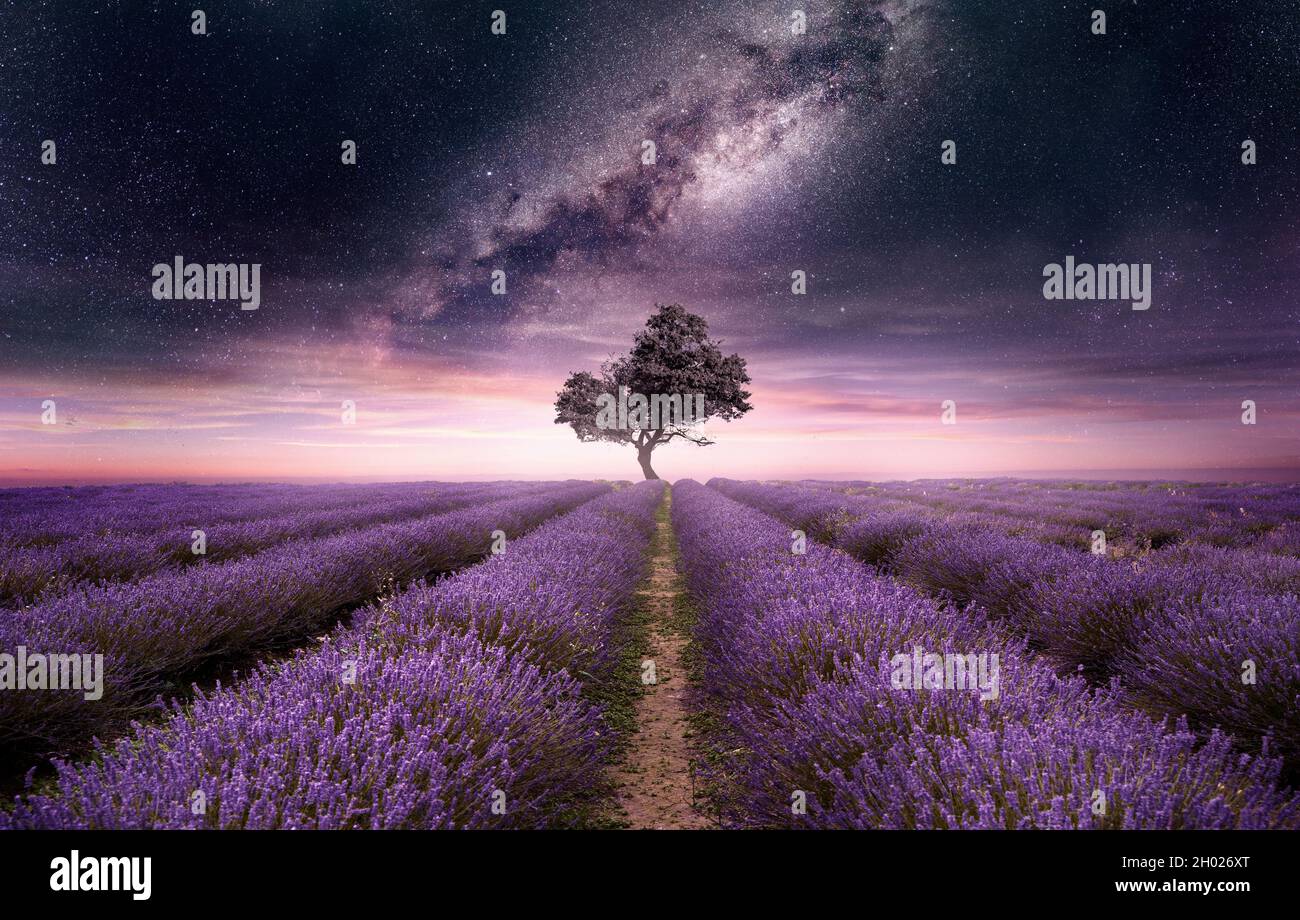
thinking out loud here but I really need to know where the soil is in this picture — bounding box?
[610,487,710,829]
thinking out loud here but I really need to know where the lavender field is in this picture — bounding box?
[0,477,1296,830]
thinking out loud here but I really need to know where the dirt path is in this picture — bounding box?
[611,486,710,829]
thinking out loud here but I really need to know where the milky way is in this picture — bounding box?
[409,1,918,324]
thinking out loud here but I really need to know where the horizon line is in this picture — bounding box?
[4,466,1299,489]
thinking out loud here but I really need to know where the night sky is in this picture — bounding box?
[2,0,1298,483]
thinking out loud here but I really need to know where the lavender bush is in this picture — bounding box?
[0,481,609,762]
[0,481,553,606]
[673,480,1298,829]
[711,478,1300,770]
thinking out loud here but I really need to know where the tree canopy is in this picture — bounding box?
[554,304,752,479]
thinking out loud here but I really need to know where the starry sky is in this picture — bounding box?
[2,0,1298,484]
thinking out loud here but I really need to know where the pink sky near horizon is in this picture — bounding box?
[3,341,1297,486]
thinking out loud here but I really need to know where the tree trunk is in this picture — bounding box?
[636,446,660,480]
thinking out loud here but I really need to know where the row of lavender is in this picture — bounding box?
[0,481,555,606]
[818,478,1300,529]
[709,478,1300,777]
[1,482,664,828]
[673,480,1298,828]
[728,480,1300,594]
[805,479,1300,555]
[0,481,465,547]
[0,482,609,767]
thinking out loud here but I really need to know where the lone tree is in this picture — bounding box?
[554,304,752,480]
